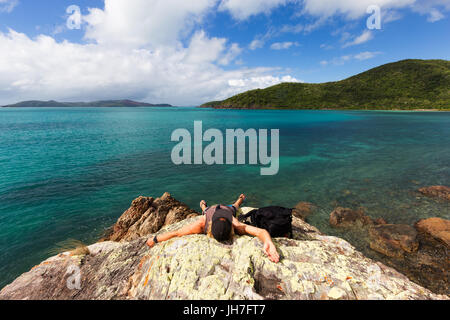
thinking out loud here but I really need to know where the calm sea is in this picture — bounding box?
[0,107,449,288]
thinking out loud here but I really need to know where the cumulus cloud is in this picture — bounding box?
[83,0,217,47]
[218,0,288,20]
[0,28,296,106]
[0,0,304,106]
[0,0,18,13]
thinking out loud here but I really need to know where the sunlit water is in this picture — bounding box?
[0,107,449,288]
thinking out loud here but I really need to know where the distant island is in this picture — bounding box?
[2,99,173,108]
[201,59,450,110]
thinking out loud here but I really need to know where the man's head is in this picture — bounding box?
[211,208,233,242]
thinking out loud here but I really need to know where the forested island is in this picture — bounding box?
[202,59,450,110]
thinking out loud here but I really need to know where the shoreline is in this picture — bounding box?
[199,106,450,112]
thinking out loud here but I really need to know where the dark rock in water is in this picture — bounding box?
[418,186,450,201]
[329,207,372,227]
[292,202,317,221]
[373,218,388,225]
[102,192,199,242]
[369,224,419,259]
[415,218,450,248]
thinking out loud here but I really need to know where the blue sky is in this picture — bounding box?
[0,0,449,105]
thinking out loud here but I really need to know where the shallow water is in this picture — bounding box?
[0,107,449,288]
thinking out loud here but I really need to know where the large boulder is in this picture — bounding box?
[369,224,419,259]
[415,218,450,247]
[0,196,447,300]
[103,193,199,242]
[418,186,450,201]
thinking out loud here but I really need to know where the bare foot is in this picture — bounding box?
[200,200,207,212]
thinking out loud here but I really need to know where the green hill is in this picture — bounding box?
[2,99,173,108]
[202,59,450,110]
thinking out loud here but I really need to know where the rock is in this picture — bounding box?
[328,287,347,300]
[292,202,317,221]
[103,193,199,242]
[0,196,447,300]
[415,218,450,247]
[373,218,388,225]
[369,224,419,259]
[329,207,372,227]
[418,186,450,201]
[104,196,154,241]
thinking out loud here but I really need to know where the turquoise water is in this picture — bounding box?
[0,107,449,288]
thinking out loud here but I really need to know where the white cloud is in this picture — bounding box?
[218,43,243,65]
[83,0,217,47]
[321,51,381,66]
[0,29,296,106]
[301,0,415,20]
[342,30,373,48]
[354,51,382,60]
[0,0,304,106]
[218,0,288,20]
[228,75,301,88]
[249,39,265,50]
[0,0,18,13]
[411,0,450,22]
[270,41,300,50]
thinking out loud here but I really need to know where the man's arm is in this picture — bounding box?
[146,216,206,247]
[232,218,280,263]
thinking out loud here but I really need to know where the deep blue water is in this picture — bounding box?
[0,107,449,288]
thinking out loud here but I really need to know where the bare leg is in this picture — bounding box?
[200,200,207,212]
[233,194,246,209]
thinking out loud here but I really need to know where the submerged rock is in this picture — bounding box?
[369,224,419,258]
[418,186,450,201]
[292,202,317,221]
[415,218,450,248]
[0,194,447,300]
[329,207,373,227]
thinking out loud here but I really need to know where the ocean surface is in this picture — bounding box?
[0,107,449,288]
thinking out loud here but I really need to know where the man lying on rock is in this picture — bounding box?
[146,194,280,263]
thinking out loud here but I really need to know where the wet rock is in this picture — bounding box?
[373,218,388,225]
[292,202,317,221]
[415,218,450,247]
[329,207,372,227]
[369,224,419,259]
[418,186,450,201]
[103,193,199,242]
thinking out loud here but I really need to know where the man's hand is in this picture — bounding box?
[263,241,280,263]
[239,194,246,201]
[146,238,155,248]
